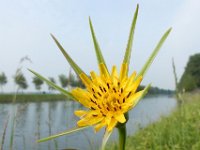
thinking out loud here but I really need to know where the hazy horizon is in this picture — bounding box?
[0,0,200,92]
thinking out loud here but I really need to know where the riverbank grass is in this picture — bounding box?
[109,92,200,149]
[0,93,68,103]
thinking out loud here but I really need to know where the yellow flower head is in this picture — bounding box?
[72,63,145,132]
[31,4,171,146]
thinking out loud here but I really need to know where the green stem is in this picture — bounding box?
[117,124,126,150]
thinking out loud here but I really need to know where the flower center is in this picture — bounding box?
[89,80,132,117]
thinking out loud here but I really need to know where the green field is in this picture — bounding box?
[109,92,200,150]
[0,93,69,103]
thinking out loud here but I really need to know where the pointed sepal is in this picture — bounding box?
[89,17,109,73]
[131,84,151,109]
[37,126,89,143]
[136,28,172,80]
[29,69,74,99]
[51,34,84,75]
[123,4,139,72]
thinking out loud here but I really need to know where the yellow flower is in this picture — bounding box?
[30,4,171,149]
[72,63,145,132]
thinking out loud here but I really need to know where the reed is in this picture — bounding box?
[9,114,16,150]
[0,115,10,150]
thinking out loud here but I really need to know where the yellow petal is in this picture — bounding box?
[99,63,110,78]
[114,113,126,123]
[94,120,106,132]
[79,73,92,88]
[111,65,119,86]
[90,71,98,81]
[71,88,90,108]
[125,75,142,93]
[104,115,112,125]
[120,63,128,81]
[74,110,88,117]
[111,65,118,78]
[126,90,145,109]
[77,116,104,126]
[107,118,118,132]
[125,71,136,88]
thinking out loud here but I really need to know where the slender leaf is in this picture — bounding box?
[123,4,139,67]
[132,84,151,109]
[37,126,89,143]
[136,28,172,80]
[10,114,16,150]
[28,69,74,100]
[140,84,151,99]
[51,34,84,75]
[172,58,178,91]
[89,18,108,69]
[101,130,112,150]
[0,115,10,150]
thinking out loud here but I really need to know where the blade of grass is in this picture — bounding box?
[123,4,139,71]
[89,18,108,70]
[51,34,84,76]
[28,69,74,100]
[10,114,16,150]
[0,115,10,150]
[37,126,89,143]
[131,84,151,109]
[136,28,172,80]
[140,84,151,99]
[22,135,26,150]
[101,130,112,150]
[172,58,179,93]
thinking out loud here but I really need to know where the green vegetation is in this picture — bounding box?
[0,93,69,103]
[109,92,200,149]
[48,77,56,91]
[0,85,172,103]
[0,72,7,93]
[14,72,28,91]
[58,74,69,88]
[32,76,44,91]
[0,68,84,93]
[138,85,173,95]
[179,53,200,92]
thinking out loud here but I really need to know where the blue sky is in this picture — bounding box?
[0,0,199,92]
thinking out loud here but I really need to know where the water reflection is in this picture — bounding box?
[0,96,176,150]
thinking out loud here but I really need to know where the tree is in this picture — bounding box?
[48,77,56,91]
[58,74,69,88]
[0,72,7,92]
[32,76,44,91]
[75,76,85,88]
[179,53,200,91]
[14,72,28,91]
[179,73,197,92]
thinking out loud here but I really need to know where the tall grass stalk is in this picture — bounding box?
[22,135,26,150]
[0,115,10,150]
[82,131,94,150]
[172,58,183,104]
[47,105,58,150]
[9,114,16,150]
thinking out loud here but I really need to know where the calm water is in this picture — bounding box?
[0,96,176,150]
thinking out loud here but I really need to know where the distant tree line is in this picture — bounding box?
[178,53,200,92]
[137,85,173,95]
[0,70,84,93]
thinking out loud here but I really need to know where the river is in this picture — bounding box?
[0,95,176,150]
